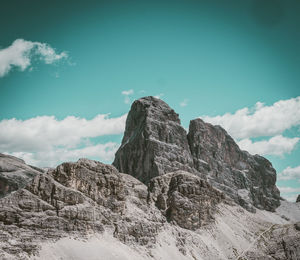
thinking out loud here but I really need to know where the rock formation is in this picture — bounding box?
[1,96,298,260]
[0,158,226,259]
[187,118,280,212]
[244,222,300,260]
[297,194,300,203]
[113,96,280,212]
[0,153,43,198]
[148,171,226,230]
[0,156,299,260]
[113,96,196,184]
[0,159,164,258]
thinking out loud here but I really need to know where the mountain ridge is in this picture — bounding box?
[0,96,299,260]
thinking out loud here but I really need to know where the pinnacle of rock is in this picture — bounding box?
[113,96,196,184]
[113,96,280,212]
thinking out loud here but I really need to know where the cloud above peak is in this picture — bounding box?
[180,98,188,107]
[200,97,300,157]
[201,97,300,140]
[121,89,134,104]
[0,39,68,77]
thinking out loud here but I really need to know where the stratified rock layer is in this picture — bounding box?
[113,96,196,184]
[113,96,280,212]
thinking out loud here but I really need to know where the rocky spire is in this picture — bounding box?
[113,96,196,184]
[113,96,280,212]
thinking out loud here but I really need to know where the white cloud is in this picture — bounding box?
[6,143,119,168]
[121,89,134,96]
[0,39,67,77]
[154,93,164,99]
[201,97,300,139]
[179,98,188,107]
[237,135,299,156]
[278,186,300,193]
[121,89,134,104]
[277,185,300,202]
[278,165,300,181]
[0,114,127,167]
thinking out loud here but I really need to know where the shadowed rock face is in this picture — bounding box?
[187,119,280,212]
[148,171,226,230]
[113,96,280,212]
[113,96,196,184]
[297,195,300,203]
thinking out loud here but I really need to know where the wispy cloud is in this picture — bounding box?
[0,114,127,167]
[0,39,68,77]
[121,89,134,104]
[278,186,300,193]
[278,165,300,181]
[154,93,164,99]
[180,98,188,107]
[278,184,300,202]
[7,143,119,168]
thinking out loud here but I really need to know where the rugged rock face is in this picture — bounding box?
[297,195,300,203]
[0,159,166,258]
[187,118,280,212]
[0,158,229,259]
[244,222,300,260]
[0,153,43,198]
[0,97,294,259]
[148,171,226,230]
[113,96,280,212]
[0,156,299,260]
[113,96,196,184]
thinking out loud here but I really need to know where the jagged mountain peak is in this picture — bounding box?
[113,96,195,184]
[0,97,298,260]
[114,96,280,212]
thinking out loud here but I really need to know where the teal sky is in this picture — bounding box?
[1,0,300,201]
